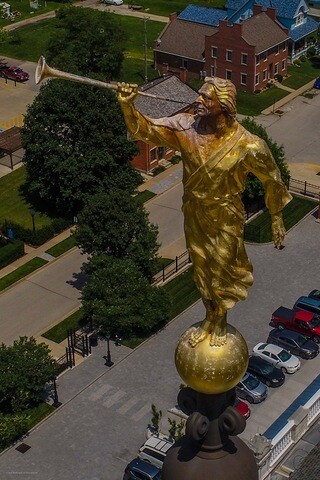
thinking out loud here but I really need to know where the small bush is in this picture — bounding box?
[307,46,316,57]
[170,155,181,165]
[152,165,166,176]
[310,55,320,68]
[0,240,24,269]
[275,73,283,83]
[293,59,301,66]
[299,55,307,62]
[0,413,29,451]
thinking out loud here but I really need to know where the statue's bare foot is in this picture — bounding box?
[209,318,227,347]
[189,327,209,347]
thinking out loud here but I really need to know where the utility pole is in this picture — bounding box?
[143,18,148,83]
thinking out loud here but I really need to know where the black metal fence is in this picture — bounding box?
[153,250,191,284]
[288,178,320,200]
[55,346,75,376]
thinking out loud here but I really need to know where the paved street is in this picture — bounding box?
[0,209,319,479]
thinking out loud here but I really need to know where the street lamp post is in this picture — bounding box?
[105,332,114,367]
[52,375,62,408]
[29,208,36,232]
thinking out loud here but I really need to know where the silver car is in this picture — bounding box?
[253,342,300,374]
[236,372,268,404]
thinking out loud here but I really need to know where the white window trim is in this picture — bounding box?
[226,69,232,80]
[263,69,267,81]
[241,53,248,65]
[226,49,232,62]
[283,42,286,51]
[281,59,286,71]
[263,52,268,62]
[255,73,260,85]
[211,65,216,77]
[211,46,217,58]
[256,55,260,66]
[275,45,280,56]
[275,63,279,74]
[240,73,247,85]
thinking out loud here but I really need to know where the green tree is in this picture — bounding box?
[45,7,126,79]
[82,255,170,338]
[21,80,141,216]
[0,413,29,451]
[241,117,290,202]
[0,337,56,413]
[74,190,159,279]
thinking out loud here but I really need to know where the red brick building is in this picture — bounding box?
[204,6,289,92]
[131,75,198,173]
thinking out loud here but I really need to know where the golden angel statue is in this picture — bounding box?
[117,77,292,348]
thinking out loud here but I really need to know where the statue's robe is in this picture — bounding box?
[125,111,292,311]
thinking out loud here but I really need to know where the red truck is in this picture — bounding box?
[271,307,320,343]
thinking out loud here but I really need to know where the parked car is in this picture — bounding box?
[102,0,123,5]
[0,66,29,82]
[139,437,172,468]
[124,458,162,480]
[308,289,320,300]
[267,329,319,360]
[294,296,320,318]
[252,343,300,374]
[271,306,320,343]
[247,355,285,387]
[313,77,320,89]
[236,372,268,404]
[234,397,251,419]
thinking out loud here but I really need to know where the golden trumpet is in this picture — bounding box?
[35,56,187,104]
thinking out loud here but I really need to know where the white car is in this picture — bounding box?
[138,436,172,468]
[252,342,300,374]
[102,0,123,5]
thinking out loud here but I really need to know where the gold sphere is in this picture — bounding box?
[175,323,249,394]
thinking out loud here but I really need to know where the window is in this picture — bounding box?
[274,63,279,74]
[241,73,247,85]
[211,46,217,58]
[283,42,286,52]
[263,69,267,81]
[158,147,165,159]
[211,65,216,77]
[282,59,286,71]
[275,45,280,55]
[226,70,232,80]
[226,50,232,62]
[296,9,304,26]
[241,53,248,65]
[182,59,188,69]
[256,55,260,65]
[255,73,260,85]
[271,353,278,361]
[150,148,157,163]
[263,51,268,61]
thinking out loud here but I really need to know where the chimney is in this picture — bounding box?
[265,7,277,22]
[253,5,263,15]
[169,12,178,22]
[179,67,187,83]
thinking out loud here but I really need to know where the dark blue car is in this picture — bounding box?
[314,77,320,89]
[124,458,162,480]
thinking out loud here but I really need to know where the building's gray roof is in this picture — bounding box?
[290,444,320,480]
[155,17,218,61]
[135,75,198,118]
[241,12,289,53]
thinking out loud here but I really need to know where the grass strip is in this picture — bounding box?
[45,236,77,258]
[42,308,85,343]
[135,190,156,204]
[0,257,48,292]
[245,196,317,243]
[24,402,55,430]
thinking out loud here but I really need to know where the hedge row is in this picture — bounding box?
[1,218,72,247]
[0,239,24,269]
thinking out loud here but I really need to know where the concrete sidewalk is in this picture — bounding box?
[261,79,317,114]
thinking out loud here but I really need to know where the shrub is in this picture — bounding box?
[299,55,307,62]
[170,155,181,165]
[0,218,71,247]
[307,46,316,57]
[0,413,29,451]
[0,240,24,269]
[310,55,320,68]
[152,165,166,176]
[293,59,301,66]
[274,73,283,83]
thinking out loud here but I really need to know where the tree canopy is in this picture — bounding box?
[74,190,159,279]
[0,337,56,413]
[22,80,141,216]
[45,6,126,79]
[242,117,290,202]
[82,255,170,339]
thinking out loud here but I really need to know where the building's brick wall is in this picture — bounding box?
[154,51,204,80]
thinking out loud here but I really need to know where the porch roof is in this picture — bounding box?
[0,126,22,154]
[290,17,319,42]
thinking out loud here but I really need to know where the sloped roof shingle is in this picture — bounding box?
[155,18,218,61]
[241,12,289,53]
[178,4,227,26]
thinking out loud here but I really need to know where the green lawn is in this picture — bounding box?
[283,61,320,90]
[245,196,317,243]
[0,0,62,28]
[42,308,85,343]
[126,0,225,16]
[0,257,48,292]
[135,190,156,204]
[45,236,77,258]
[237,88,289,116]
[0,167,52,229]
